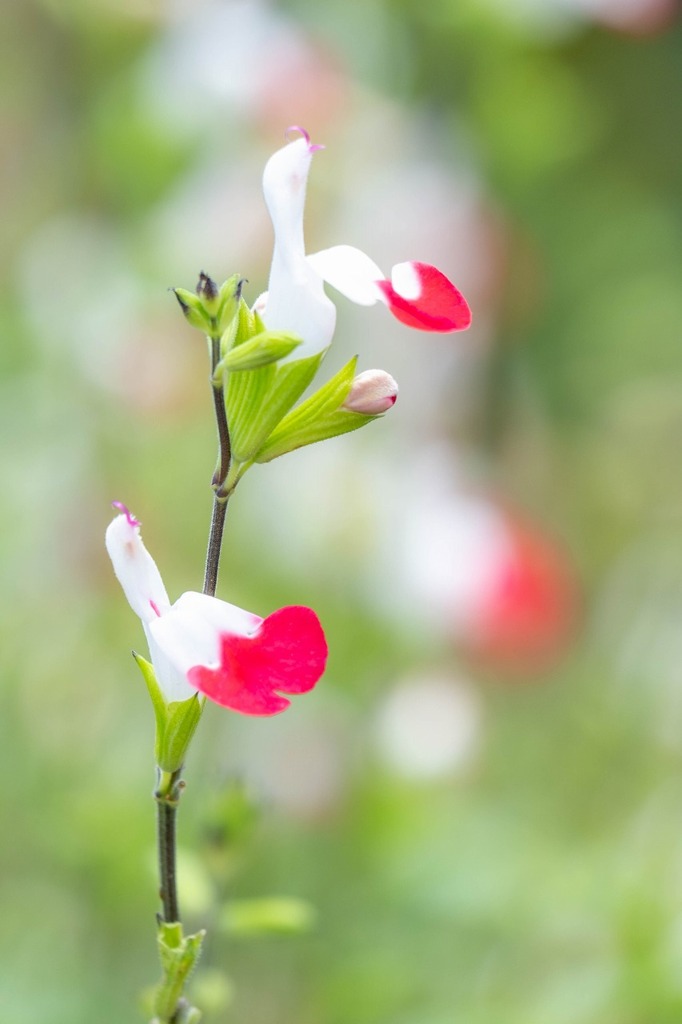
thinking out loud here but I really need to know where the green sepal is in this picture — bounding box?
[253,356,376,463]
[133,654,204,773]
[225,350,325,463]
[213,273,243,335]
[218,897,317,936]
[174,289,212,332]
[174,274,242,340]
[219,296,264,360]
[153,921,205,1022]
[221,330,301,371]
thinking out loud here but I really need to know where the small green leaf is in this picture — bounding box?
[154,923,206,1021]
[219,897,317,936]
[190,969,234,1015]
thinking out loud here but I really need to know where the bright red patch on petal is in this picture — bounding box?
[376,263,472,332]
[187,606,328,716]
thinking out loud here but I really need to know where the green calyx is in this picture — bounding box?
[224,347,325,466]
[174,273,243,338]
[253,356,377,463]
[133,654,204,774]
[220,330,302,371]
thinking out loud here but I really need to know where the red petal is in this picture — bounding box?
[187,605,328,716]
[376,262,472,332]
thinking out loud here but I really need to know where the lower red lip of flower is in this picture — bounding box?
[187,606,328,715]
[377,262,472,332]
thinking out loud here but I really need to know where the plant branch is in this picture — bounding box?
[155,769,184,924]
[204,334,231,597]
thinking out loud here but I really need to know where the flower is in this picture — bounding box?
[255,127,472,358]
[106,504,327,715]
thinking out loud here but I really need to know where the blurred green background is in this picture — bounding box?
[3,0,682,1021]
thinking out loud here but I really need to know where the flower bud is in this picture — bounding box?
[196,271,220,312]
[342,369,398,415]
[173,288,211,331]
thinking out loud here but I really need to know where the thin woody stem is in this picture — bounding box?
[156,769,184,924]
[203,333,231,597]
[155,326,231,933]
[203,497,227,598]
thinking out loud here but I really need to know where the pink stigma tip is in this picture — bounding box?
[285,125,325,153]
[112,500,140,528]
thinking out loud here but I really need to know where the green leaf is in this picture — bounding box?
[154,922,206,1021]
[218,897,317,936]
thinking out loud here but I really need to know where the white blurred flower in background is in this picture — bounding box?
[376,670,483,780]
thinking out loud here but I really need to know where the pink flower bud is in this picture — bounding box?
[343,369,398,415]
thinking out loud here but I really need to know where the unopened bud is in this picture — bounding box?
[174,288,211,331]
[342,369,398,415]
[197,272,220,310]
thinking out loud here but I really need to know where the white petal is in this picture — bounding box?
[105,513,170,624]
[262,136,312,260]
[307,245,386,306]
[148,592,262,701]
[390,261,421,300]
[261,134,336,357]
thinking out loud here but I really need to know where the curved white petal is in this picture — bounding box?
[260,134,336,357]
[105,512,171,624]
[307,245,386,307]
[390,261,422,300]
[148,592,262,701]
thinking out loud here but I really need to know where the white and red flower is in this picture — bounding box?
[255,127,472,358]
[106,504,327,715]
